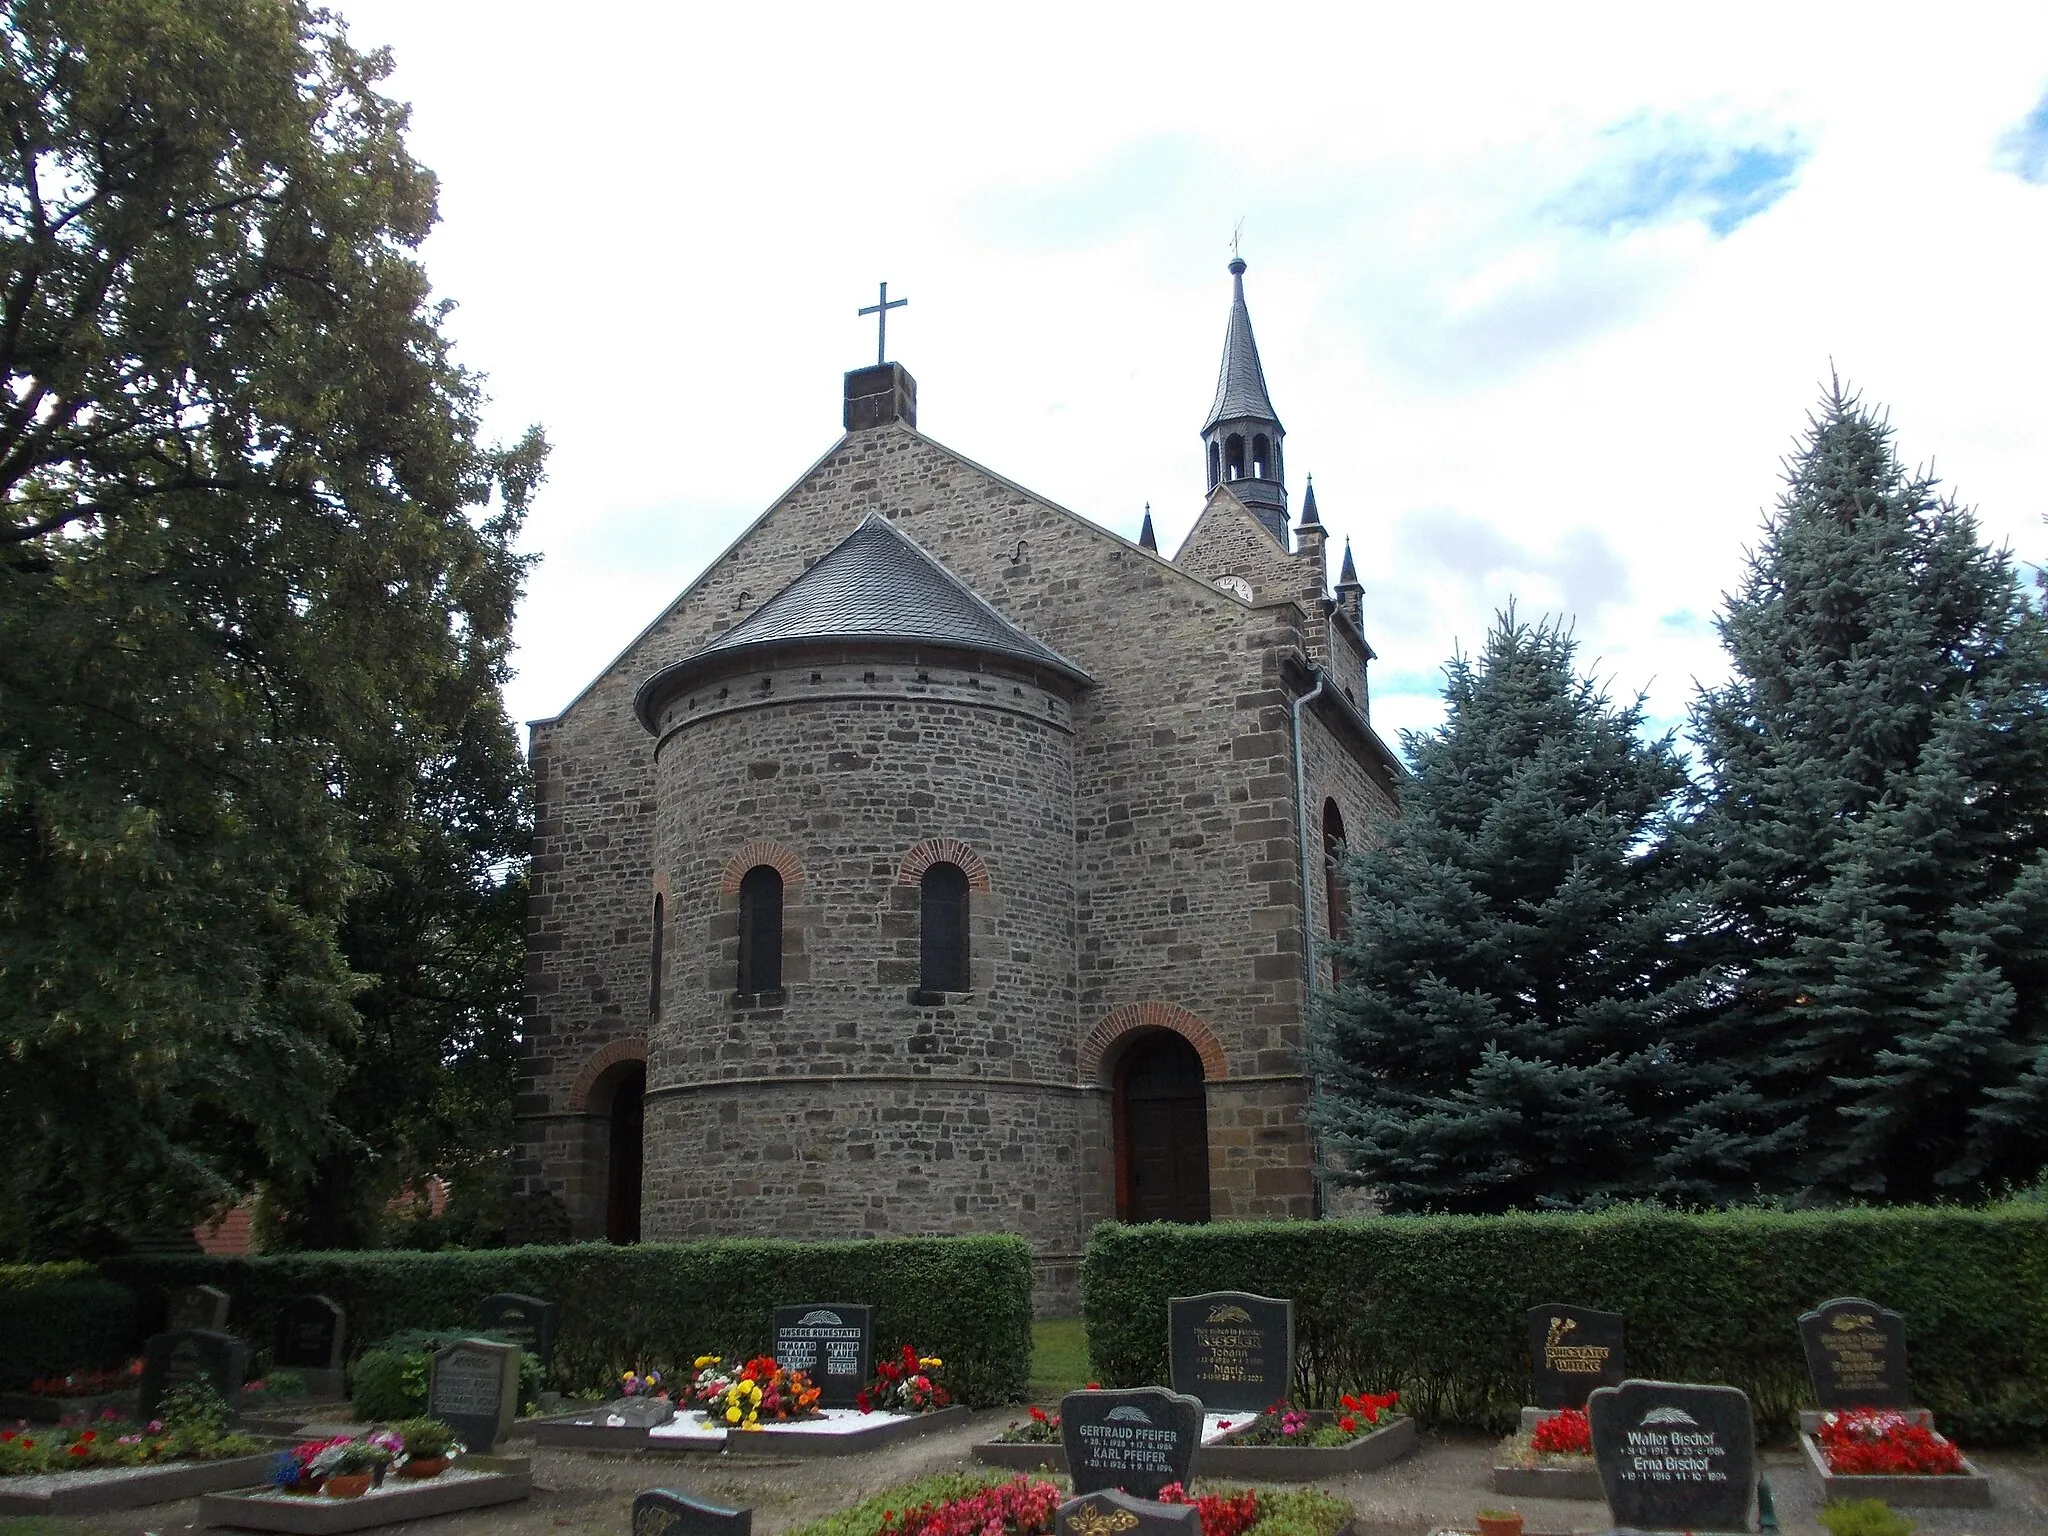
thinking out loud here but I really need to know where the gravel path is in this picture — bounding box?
[8,1412,2044,1536]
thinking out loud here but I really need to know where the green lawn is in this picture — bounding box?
[1028,1315,1092,1402]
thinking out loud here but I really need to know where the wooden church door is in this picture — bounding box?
[604,1062,646,1244]
[1116,1032,1212,1223]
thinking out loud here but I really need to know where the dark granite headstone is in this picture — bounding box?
[1056,1489,1200,1536]
[428,1337,521,1452]
[138,1328,248,1421]
[1529,1302,1627,1409]
[633,1490,752,1536]
[771,1303,874,1409]
[1589,1378,1759,1534]
[475,1292,559,1372]
[166,1284,231,1332]
[274,1294,345,1372]
[1168,1291,1292,1413]
[1060,1387,1204,1499]
[1798,1297,1910,1410]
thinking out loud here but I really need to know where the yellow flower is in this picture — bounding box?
[921,1357,942,1369]
[695,1355,720,1369]
[725,1406,741,1423]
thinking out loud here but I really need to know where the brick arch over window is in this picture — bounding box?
[571,1037,648,1112]
[718,841,806,894]
[1079,1002,1228,1085]
[895,837,991,893]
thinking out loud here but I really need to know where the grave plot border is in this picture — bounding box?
[1197,1413,1418,1482]
[535,1405,968,1457]
[0,1389,137,1424]
[196,1457,531,1532]
[1487,1461,1602,1501]
[973,1439,1067,1472]
[1796,1433,1992,1508]
[0,1447,289,1517]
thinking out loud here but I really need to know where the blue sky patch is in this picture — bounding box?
[1553,118,1808,238]
[1996,89,2048,184]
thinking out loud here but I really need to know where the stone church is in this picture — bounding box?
[516,259,1403,1305]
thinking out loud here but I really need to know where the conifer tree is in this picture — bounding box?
[1312,613,1773,1212]
[1691,386,2048,1202]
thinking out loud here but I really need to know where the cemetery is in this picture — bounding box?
[0,1208,2041,1534]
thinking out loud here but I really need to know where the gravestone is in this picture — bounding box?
[476,1292,559,1372]
[1168,1291,1292,1413]
[1528,1302,1627,1409]
[273,1294,346,1395]
[1589,1378,1759,1534]
[1060,1387,1204,1499]
[600,1395,679,1428]
[138,1328,248,1422]
[428,1337,522,1451]
[1798,1297,1910,1410]
[167,1284,231,1333]
[1055,1489,1200,1536]
[632,1490,752,1536]
[770,1303,874,1409]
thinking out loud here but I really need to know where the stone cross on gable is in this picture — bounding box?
[858,281,907,365]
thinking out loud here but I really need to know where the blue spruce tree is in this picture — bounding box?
[1692,385,2048,1202]
[1311,612,1775,1212]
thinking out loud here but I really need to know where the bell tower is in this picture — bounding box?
[1201,256,1288,544]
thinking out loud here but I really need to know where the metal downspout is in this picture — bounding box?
[1290,667,1330,1218]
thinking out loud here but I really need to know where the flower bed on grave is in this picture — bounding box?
[1489,1405,1603,1500]
[1797,1408,1992,1508]
[1200,1393,1415,1481]
[0,1382,280,1517]
[778,1471,1354,1536]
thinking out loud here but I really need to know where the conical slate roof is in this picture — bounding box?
[1203,258,1281,432]
[635,514,1091,729]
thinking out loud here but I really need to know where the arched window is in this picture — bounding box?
[1251,433,1271,479]
[648,893,665,1018]
[1322,800,1349,984]
[1224,433,1246,480]
[737,865,783,995]
[1207,440,1221,490]
[919,862,970,994]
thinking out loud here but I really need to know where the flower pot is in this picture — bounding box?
[1476,1515,1524,1536]
[399,1456,449,1479]
[322,1473,374,1499]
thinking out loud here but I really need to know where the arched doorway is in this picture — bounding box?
[599,1062,645,1244]
[1115,1032,1211,1223]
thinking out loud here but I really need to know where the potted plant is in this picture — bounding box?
[1475,1511,1524,1536]
[307,1438,391,1498]
[392,1418,462,1479]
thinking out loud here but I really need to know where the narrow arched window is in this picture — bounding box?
[737,865,783,995]
[1322,800,1349,985]
[1225,433,1246,480]
[1252,433,1271,479]
[919,862,970,994]
[649,893,665,1017]
[1207,441,1221,490]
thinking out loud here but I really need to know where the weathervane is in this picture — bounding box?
[858,281,907,365]
[1231,217,1245,260]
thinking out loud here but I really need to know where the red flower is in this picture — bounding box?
[1027,1405,1047,1422]
[77,1430,96,1443]
[1532,1407,1591,1455]
[1815,1410,1964,1477]
[68,1443,90,1457]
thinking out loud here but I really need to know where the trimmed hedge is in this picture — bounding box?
[90,1233,1032,1407]
[0,1265,142,1390]
[1081,1204,2048,1444]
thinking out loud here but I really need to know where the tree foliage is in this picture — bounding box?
[1312,613,1774,1212]
[1691,386,2048,1202]
[0,0,545,1250]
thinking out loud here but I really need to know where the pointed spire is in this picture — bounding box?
[1299,475,1320,526]
[1139,503,1157,552]
[1337,538,1360,590]
[1203,256,1281,433]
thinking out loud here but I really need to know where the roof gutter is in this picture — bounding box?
[1289,664,1331,1219]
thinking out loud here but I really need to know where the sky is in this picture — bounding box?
[327,1,2048,751]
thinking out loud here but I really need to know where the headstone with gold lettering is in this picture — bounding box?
[1055,1488,1199,1536]
[1798,1297,1910,1410]
[1528,1302,1627,1409]
[632,1490,751,1536]
[1168,1291,1291,1412]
